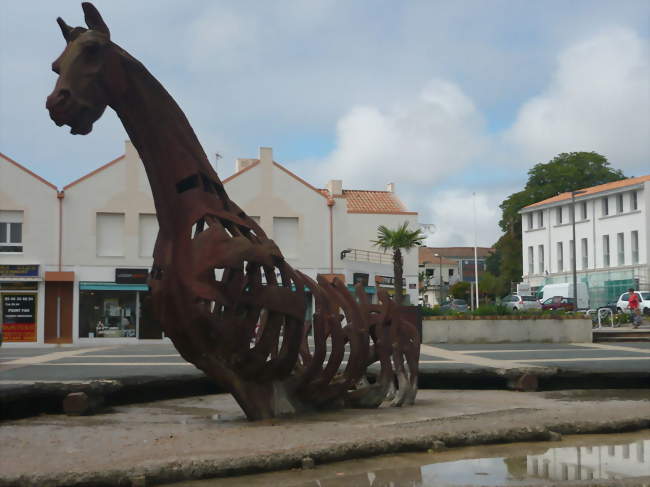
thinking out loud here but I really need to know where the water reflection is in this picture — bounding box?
[527,439,648,481]
[167,432,650,486]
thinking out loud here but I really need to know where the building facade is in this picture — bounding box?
[520,175,650,308]
[0,153,59,345]
[1,144,418,346]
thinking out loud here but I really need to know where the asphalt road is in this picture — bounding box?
[1,341,649,386]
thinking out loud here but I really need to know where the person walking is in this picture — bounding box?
[628,288,642,328]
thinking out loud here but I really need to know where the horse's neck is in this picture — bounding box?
[110,59,219,237]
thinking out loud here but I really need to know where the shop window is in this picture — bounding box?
[96,213,125,257]
[79,289,137,338]
[138,214,158,257]
[0,210,23,253]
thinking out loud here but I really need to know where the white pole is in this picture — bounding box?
[473,193,479,309]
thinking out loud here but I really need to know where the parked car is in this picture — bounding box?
[501,294,542,311]
[616,291,650,315]
[541,296,576,311]
[441,299,468,312]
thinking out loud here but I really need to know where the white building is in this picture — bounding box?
[0,153,59,345]
[520,175,650,308]
[1,144,418,345]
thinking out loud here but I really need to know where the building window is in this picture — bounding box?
[273,217,299,259]
[538,244,544,274]
[96,213,125,257]
[557,242,563,272]
[616,193,623,213]
[631,191,638,210]
[602,197,609,216]
[581,238,588,270]
[556,207,563,225]
[448,268,454,277]
[0,210,23,253]
[569,239,575,269]
[528,246,534,275]
[631,230,639,265]
[538,211,544,228]
[617,232,624,266]
[603,235,610,267]
[138,214,158,258]
[527,213,533,230]
[581,201,587,220]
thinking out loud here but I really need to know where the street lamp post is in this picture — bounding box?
[434,253,443,305]
[571,190,587,306]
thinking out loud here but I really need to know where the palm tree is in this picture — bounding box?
[373,222,425,305]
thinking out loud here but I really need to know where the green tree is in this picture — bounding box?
[373,222,425,305]
[495,152,625,286]
[449,281,470,301]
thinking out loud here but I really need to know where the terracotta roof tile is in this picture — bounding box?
[523,174,650,209]
[339,189,415,214]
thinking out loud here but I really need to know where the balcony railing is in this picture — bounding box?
[341,248,393,265]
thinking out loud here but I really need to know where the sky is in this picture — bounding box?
[1,1,648,248]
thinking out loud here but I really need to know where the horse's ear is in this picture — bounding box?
[81,2,110,38]
[56,17,73,43]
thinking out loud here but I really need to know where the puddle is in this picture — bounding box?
[166,430,650,486]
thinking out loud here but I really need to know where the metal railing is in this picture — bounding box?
[587,307,614,328]
[342,248,393,265]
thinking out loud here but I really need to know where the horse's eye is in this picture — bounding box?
[85,43,101,55]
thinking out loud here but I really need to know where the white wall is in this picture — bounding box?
[61,141,156,281]
[521,181,648,289]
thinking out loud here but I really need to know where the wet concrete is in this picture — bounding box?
[0,390,649,486]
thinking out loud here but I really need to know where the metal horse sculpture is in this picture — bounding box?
[46,3,420,420]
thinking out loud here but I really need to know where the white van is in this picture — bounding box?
[538,283,589,310]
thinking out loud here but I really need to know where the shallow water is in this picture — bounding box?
[167,430,650,486]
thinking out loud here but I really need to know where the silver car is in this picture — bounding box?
[502,294,542,311]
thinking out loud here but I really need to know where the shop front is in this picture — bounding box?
[0,264,41,343]
[78,268,162,340]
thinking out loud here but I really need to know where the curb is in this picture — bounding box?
[0,374,219,420]
[1,417,648,487]
[2,368,649,420]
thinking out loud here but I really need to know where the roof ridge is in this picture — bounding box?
[0,152,58,190]
[524,174,650,209]
[63,154,126,190]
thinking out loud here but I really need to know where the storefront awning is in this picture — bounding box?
[346,285,376,294]
[80,282,149,292]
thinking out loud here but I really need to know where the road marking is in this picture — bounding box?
[574,343,650,354]
[2,347,116,366]
[0,379,119,385]
[453,348,598,354]
[513,356,650,363]
[66,354,181,358]
[25,362,192,366]
[420,344,542,370]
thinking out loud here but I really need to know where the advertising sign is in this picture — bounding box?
[0,264,39,279]
[115,268,149,284]
[2,294,36,342]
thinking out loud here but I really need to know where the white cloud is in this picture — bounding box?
[506,27,650,172]
[312,79,487,188]
[425,190,504,247]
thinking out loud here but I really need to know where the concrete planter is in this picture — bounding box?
[422,318,592,344]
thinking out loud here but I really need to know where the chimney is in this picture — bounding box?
[327,179,343,196]
[260,147,273,166]
[386,182,395,193]
[235,158,257,172]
